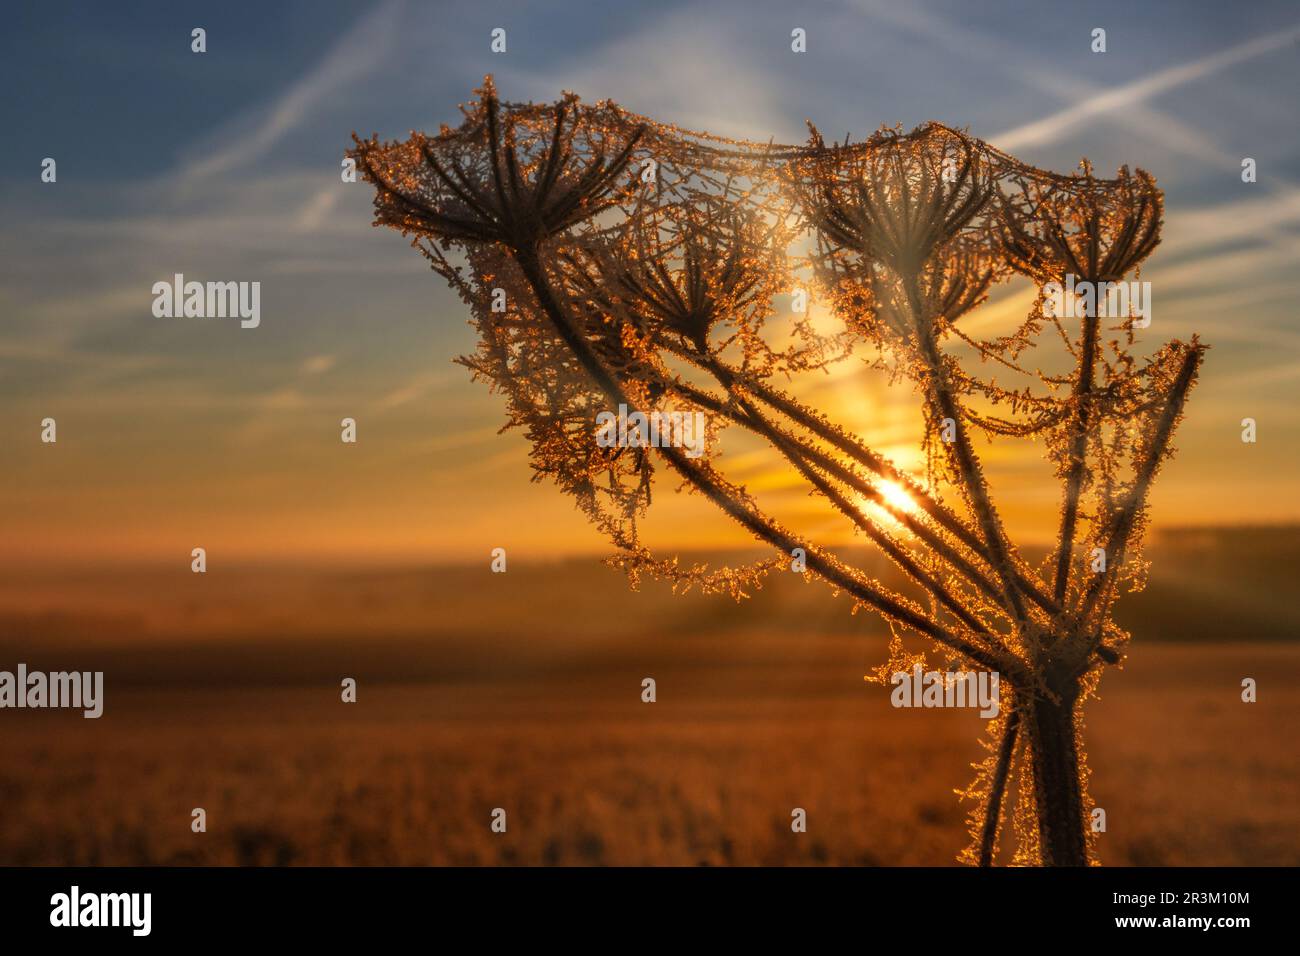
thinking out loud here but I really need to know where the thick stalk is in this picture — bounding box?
[1026,688,1089,866]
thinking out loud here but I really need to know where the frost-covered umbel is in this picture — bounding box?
[350,78,1205,867]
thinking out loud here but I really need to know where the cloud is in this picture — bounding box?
[375,370,463,409]
[508,4,785,141]
[294,186,343,233]
[991,24,1300,151]
[301,354,337,375]
[849,0,1284,174]
[1160,189,1300,258]
[174,0,405,185]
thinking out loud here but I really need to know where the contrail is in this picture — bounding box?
[993,24,1300,150]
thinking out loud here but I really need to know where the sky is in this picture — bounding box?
[2,0,1299,566]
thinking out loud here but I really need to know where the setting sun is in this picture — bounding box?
[876,479,920,515]
[856,478,921,535]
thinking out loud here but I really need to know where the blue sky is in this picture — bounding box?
[3,0,1299,561]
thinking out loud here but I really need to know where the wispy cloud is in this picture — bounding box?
[1161,189,1300,257]
[511,4,785,140]
[174,0,405,185]
[375,370,464,410]
[992,24,1300,151]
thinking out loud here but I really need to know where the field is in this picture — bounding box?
[2,644,1296,866]
[1,528,1297,866]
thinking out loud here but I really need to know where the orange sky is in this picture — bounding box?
[5,275,1296,569]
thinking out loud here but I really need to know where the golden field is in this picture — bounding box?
[0,528,1297,866]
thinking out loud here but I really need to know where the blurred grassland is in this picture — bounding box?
[0,526,1296,865]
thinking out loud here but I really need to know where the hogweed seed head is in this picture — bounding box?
[352,81,1207,868]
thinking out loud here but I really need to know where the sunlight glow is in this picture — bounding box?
[875,479,920,516]
[856,479,920,538]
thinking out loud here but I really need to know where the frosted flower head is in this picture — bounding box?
[350,77,645,252]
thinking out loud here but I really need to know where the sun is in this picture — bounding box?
[855,479,920,536]
[875,479,919,515]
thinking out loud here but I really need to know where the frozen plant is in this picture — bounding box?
[350,79,1205,866]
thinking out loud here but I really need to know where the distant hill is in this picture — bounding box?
[0,525,1293,688]
[1114,525,1300,643]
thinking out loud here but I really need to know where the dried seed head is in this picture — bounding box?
[350,78,646,251]
[999,164,1163,284]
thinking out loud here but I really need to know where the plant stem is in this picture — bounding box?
[978,704,1020,866]
[512,244,1023,678]
[904,275,1028,624]
[1053,308,1101,603]
[1026,689,1089,866]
